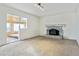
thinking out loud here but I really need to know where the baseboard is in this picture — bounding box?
[0,40,21,47]
[0,35,41,47]
[21,35,41,41]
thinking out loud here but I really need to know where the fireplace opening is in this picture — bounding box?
[48,29,59,35]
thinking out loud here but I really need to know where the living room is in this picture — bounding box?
[0,3,79,56]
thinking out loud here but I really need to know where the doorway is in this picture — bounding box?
[6,14,20,43]
[6,14,27,43]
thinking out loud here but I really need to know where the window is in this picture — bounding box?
[7,23,11,32]
[20,17,27,29]
[7,14,28,33]
[14,24,19,32]
[7,14,20,33]
[20,24,25,29]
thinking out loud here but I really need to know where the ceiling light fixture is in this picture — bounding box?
[34,3,44,11]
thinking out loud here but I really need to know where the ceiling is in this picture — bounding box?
[3,3,79,17]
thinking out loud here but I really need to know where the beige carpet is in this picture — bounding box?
[0,36,79,56]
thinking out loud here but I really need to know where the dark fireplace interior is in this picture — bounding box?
[49,29,59,35]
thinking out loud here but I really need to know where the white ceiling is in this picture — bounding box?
[3,3,78,16]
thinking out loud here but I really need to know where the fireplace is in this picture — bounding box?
[46,25,64,39]
[49,29,59,35]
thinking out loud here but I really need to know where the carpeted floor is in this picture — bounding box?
[0,36,79,56]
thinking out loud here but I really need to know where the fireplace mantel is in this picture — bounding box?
[46,24,66,27]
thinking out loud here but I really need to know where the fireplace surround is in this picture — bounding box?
[46,25,64,39]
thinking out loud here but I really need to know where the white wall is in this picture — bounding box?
[74,4,79,44]
[20,16,40,40]
[0,5,6,45]
[40,12,77,40]
[0,4,40,45]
